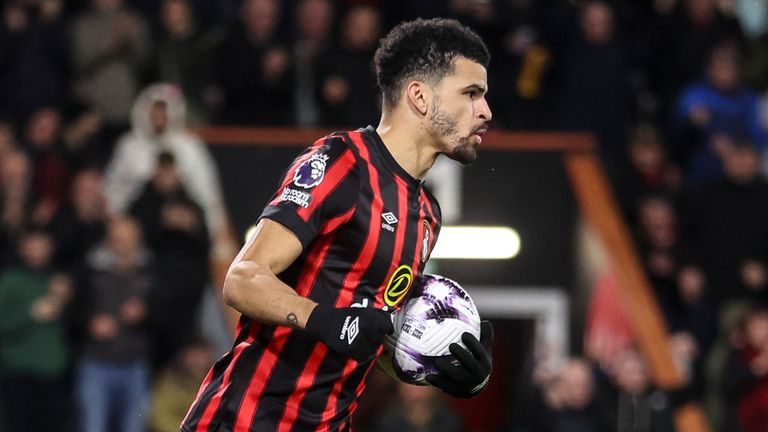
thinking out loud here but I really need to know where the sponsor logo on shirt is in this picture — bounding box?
[278,187,312,208]
[384,265,413,307]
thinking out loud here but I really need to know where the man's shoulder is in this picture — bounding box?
[310,128,377,161]
[318,127,372,146]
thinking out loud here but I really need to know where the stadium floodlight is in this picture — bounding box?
[246,224,521,260]
[431,226,521,259]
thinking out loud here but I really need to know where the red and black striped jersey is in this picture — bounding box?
[182,126,442,432]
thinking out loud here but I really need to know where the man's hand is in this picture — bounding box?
[90,314,119,341]
[305,305,394,362]
[120,297,147,325]
[426,320,493,398]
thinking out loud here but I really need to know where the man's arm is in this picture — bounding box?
[222,218,317,329]
[222,217,393,361]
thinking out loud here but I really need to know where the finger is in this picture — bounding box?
[434,356,473,382]
[460,333,489,366]
[449,342,482,376]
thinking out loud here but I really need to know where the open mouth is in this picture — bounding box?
[471,128,487,143]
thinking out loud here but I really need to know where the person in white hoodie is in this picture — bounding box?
[104,83,230,248]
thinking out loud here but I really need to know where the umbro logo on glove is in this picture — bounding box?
[339,316,360,344]
[306,304,393,361]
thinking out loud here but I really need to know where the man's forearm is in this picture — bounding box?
[222,260,317,329]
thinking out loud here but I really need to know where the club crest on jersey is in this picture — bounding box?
[293,153,329,189]
[421,220,431,262]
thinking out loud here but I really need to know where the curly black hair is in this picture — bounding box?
[374,18,490,110]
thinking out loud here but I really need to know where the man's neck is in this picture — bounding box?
[376,110,439,180]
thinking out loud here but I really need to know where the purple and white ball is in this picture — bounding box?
[379,274,481,385]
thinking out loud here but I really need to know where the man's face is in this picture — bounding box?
[162,0,192,36]
[746,312,768,348]
[343,6,380,51]
[723,145,760,183]
[73,170,103,205]
[108,218,141,256]
[150,101,169,135]
[427,57,491,165]
[242,0,278,41]
[297,0,332,41]
[20,234,53,269]
[708,54,739,92]
[580,1,614,45]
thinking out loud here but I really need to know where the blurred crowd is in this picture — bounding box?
[1,0,768,431]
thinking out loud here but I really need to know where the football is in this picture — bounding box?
[379,274,481,385]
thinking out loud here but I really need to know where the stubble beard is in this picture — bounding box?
[429,98,478,165]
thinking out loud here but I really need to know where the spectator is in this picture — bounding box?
[484,0,553,130]
[635,196,717,356]
[723,303,768,432]
[646,0,743,124]
[520,357,611,432]
[0,0,70,121]
[103,83,230,245]
[0,151,46,267]
[636,196,682,308]
[213,0,294,125]
[130,0,232,32]
[598,348,676,432]
[373,382,465,432]
[552,0,632,180]
[61,103,114,170]
[292,0,335,127]
[150,0,220,126]
[51,169,107,271]
[0,230,73,432]
[316,4,382,128]
[22,106,70,212]
[72,216,154,432]
[129,152,210,368]
[71,0,150,129]
[679,140,768,304]
[615,123,681,222]
[149,340,213,432]
[448,0,505,59]
[675,42,767,185]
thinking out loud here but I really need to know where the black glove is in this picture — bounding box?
[426,320,493,398]
[305,304,394,362]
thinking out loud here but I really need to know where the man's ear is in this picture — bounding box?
[406,81,430,116]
